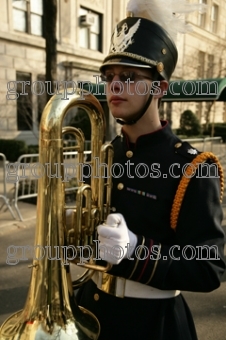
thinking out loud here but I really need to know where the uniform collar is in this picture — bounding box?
[121,121,174,149]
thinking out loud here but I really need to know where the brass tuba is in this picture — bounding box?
[0,89,113,339]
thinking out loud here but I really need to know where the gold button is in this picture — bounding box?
[126,150,133,158]
[111,207,116,212]
[175,142,182,149]
[161,48,167,54]
[117,183,124,190]
[157,62,164,72]
[94,293,99,301]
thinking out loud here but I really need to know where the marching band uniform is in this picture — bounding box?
[77,122,225,339]
[77,1,225,339]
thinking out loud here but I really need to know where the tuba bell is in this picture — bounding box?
[0,88,114,339]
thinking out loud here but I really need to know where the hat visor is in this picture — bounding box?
[100,57,152,72]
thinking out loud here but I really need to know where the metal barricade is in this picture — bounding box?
[11,150,91,221]
[182,137,226,160]
[203,137,225,160]
[12,153,39,221]
[0,153,17,219]
[4,136,226,221]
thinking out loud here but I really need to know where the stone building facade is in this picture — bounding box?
[0,0,226,145]
[161,0,226,129]
[0,0,128,144]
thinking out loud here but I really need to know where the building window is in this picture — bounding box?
[198,0,207,28]
[12,0,43,36]
[197,51,205,78]
[79,7,102,51]
[36,74,46,123]
[16,72,33,131]
[218,58,223,77]
[207,54,214,78]
[210,4,218,33]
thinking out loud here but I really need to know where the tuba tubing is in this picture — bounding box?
[0,89,115,339]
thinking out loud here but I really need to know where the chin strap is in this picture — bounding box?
[116,93,153,125]
[116,83,154,125]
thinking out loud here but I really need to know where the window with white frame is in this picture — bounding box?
[210,4,218,33]
[79,7,102,51]
[198,0,207,28]
[12,0,43,36]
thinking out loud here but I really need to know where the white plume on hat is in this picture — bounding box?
[126,0,207,42]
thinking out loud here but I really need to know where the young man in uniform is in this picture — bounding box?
[77,2,225,339]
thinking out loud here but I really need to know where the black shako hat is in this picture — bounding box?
[100,15,178,82]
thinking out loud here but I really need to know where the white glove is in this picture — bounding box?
[97,213,138,265]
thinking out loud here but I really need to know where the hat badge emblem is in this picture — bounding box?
[111,19,141,53]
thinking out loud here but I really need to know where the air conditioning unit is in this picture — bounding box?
[80,14,95,27]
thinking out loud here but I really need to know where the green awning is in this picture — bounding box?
[162,78,226,102]
[82,78,226,102]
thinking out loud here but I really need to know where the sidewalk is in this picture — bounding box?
[0,200,37,235]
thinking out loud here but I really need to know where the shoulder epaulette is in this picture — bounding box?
[174,141,200,160]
